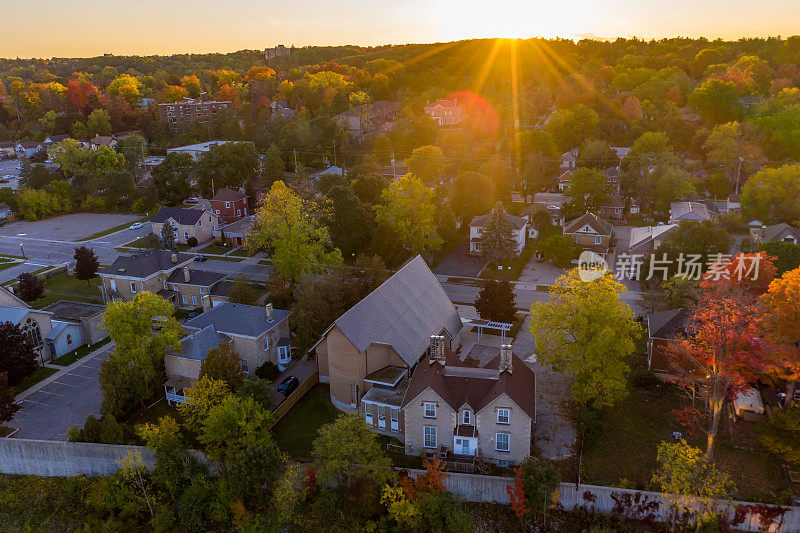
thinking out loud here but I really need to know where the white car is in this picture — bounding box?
[129,222,144,230]
[186,197,199,204]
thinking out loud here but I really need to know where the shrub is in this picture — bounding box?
[187,236,198,247]
[256,361,280,381]
[80,195,108,212]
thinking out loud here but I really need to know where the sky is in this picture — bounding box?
[4,0,800,58]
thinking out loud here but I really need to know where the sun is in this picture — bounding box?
[434,0,597,41]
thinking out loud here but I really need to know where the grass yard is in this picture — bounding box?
[14,366,59,394]
[123,234,192,251]
[480,245,535,281]
[272,384,341,460]
[30,272,103,309]
[197,243,235,255]
[228,247,256,257]
[0,257,19,272]
[51,337,111,366]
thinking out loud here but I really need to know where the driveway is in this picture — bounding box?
[0,213,141,241]
[517,258,567,286]
[434,239,485,278]
[10,344,113,441]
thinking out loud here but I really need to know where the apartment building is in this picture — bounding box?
[158,98,232,132]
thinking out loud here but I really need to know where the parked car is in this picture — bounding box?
[185,308,204,320]
[195,254,207,262]
[277,376,299,396]
[129,222,144,230]
[0,178,8,184]
[186,197,199,204]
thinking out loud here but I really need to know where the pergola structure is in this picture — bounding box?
[461,317,513,344]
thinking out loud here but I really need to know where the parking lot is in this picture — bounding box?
[11,347,111,441]
[0,213,141,241]
[0,158,23,190]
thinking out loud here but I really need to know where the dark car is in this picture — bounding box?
[185,308,204,319]
[195,254,207,262]
[277,376,299,396]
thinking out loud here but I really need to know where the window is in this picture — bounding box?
[22,318,43,349]
[225,201,230,209]
[365,410,374,426]
[66,334,73,346]
[240,358,249,374]
[462,410,471,425]
[391,413,399,431]
[130,282,137,293]
[278,346,290,365]
[496,432,510,452]
[594,236,602,245]
[215,210,220,215]
[236,209,241,217]
[424,402,436,418]
[192,295,198,306]
[497,408,510,424]
[184,231,189,241]
[497,459,509,467]
[378,414,386,429]
[424,426,437,448]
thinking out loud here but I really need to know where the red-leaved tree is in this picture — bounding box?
[666,253,777,460]
[506,466,531,519]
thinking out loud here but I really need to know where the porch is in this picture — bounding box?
[164,375,194,405]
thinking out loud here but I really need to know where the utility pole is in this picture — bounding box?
[391,150,396,181]
[293,149,298,173]
[735,155,743,196]
[332,139,337,168]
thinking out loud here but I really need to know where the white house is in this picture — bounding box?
[468,213,528,256]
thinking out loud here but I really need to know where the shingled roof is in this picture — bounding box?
[647,308,691,340]
[563,212,614,236]
[330,255,462,366]
[151,207,207,226]
[185,302,290,338]
[402,346,536,420]
[211,188,246,202]
[469,212,528,231]
[100,250,193,278]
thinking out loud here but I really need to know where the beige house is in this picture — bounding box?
[151,207,217,245]
[313,255,463,413]
[563,212,614,258]
[165,267,227,310]
[165,303,292,403]
[401,340,535,467]
[423,98,465,126]
[98,250,195,304]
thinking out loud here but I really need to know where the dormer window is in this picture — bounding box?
[462,410,471,425]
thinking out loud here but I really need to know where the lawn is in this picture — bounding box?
[123,234,192,251]
[51,337,111,366]
[77,217,149,241]
[197,243,235,255]
[0,257,20,272]
[228,247,256,257]
[14,366,59,394]
[30,272,103,309]
[272,384,341,460]
[480,245,535,281]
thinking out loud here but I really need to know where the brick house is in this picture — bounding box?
[424,99,465,126]
[166,267,227,310]
[400,339,535,468]
[158,98,232,133]
[562,212,614,258]
[210,189,248,221]
[151,207,217,245]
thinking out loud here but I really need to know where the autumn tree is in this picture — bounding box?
[404,145,444,184]
[666,253,777,460]
[687,78,739,124]
[512,458,561,522]
[246,180,342,281]
[199,396,275,465]
[200,341,245,391]
[741,164,800,224]
[475,280,516,323]
[761,266,800,405]
[0,323,38,384]
[178,376,232,429]
[449,171,495,223]
[227,274,260,306]
[16,272,44,302]
[530,269,641,408]
[374,174,442,257]
[74,246,100,284]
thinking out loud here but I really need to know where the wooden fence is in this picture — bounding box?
[269,370,319,428]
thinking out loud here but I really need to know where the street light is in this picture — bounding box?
[19,243,25,259]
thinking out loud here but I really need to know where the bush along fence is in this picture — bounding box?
[404,470,800,532]
[1,439,797,531]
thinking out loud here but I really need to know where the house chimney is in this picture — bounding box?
[499,344,513,374]
[761,224,766,240]
[428,335,445,365]
[265,303,274,322]
[183,267,190,283]
[171,252,178,264]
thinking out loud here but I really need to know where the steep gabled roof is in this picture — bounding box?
[100,250,193,279]
[563,212,613,236]
[331,255,462,366]
[211,188,246,202]
[762,223,800,243]
[151,207,206,226]
[469,212,528,230]
[647,308,691,340]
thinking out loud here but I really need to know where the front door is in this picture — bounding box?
[454,437,476,455]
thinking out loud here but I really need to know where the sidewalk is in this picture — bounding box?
[16,341,115,401]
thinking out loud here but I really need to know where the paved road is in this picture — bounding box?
[11,344,113,441]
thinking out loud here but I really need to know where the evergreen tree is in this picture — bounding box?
[73,246,100,285]
[160,221,177,252]
[475,280,516,323]
[481,202,517,265]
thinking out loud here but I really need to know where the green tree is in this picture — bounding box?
[73,245,100,284]
[17,272,44,302]
[475,280,516,323]
[653,220,733,278]
[662,274,700,309]
[224,441,283,512]
[545,104,600,151]
[480,202,518,264]
[227,273,260,305]
[18,188,60,220]
[86,109,112,137]
[563,168,613,219]
[517,458,561,521]
[405,145,445,184]
[262,143,285,182]
[246,180,342,281]
[537,234,581,267]
[0,373,20,424]
[687,78,739,124]
[741,164,800,224]
[106,74,143,105]
[178,376,232,429]
[449,171,495,223]
[327,184,374,258]
[99,292,183,418]
[0,322,38,384]
[578,139,617,170]
[195,142,260,195]
[759,407,800,466]
[312,414,393,489]
[160,221,176,252]
[199,341,245,391]
[530,269,641,408]
[199,396,275,464]
[759,240,800,275]
[653,440,735,526]
[702,122,765,189]
[115,133,148,175]
[374,175,442,257]
[152,153,195,205]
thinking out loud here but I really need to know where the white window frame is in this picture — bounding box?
[378,413,386,429]
[181,294,188,305]
[278,346,291,365]
[497,408,510,425]
[594,236,602,245]
[424,426,437,448]
[423,402,436,418]
[365,410,374,426]
[184,231,190,241]
[390,413,399,431]
[130,281,137,293]
[225,201,230,209]
[66,334,73,346]
[240,358,249,374]
[191,295,198,306]
[496,432,510,452]
[462,410,471,425]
